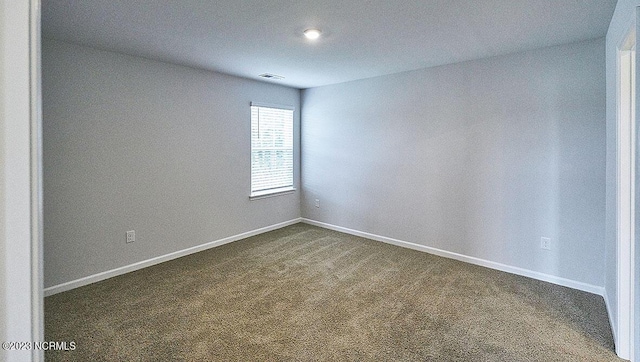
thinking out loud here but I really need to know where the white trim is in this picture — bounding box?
[2,1,40,360]
[617,44,634,360]
[301,218,605,296]
[250,101,295,111]
[604,288,618,345]
[45,217,608,315]
[44,218,302,296]
[30,0,44,360]
[615,18,637,360]
[250,187,296,200]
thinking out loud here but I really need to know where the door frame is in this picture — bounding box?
[616,17,637,361]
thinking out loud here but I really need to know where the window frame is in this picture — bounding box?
[249,102,296,200]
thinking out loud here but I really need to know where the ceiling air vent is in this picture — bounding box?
[258,73,285,80]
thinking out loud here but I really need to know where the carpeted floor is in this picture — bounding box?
[45,223,622,361]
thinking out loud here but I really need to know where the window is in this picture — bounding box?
[250,103,294,198]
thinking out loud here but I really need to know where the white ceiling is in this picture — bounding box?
[42,0,617,89]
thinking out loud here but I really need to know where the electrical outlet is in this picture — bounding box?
[315,199,320,208]
[540,237,551,250]
[126,230,135,243]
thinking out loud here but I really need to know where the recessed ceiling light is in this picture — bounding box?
[303,28,322,40]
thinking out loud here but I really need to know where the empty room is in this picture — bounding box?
[3,0,640,361]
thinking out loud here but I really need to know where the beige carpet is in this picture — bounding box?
[45,223,621,361]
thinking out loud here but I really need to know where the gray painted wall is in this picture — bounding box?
[42,39,300,288]
[302,38,606,287]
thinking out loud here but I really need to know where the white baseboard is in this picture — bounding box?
[44,218,303,296]
[301,218,605,296]
[603,288,618,348]
[45,217,606,300]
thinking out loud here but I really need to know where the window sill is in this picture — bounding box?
[250,187,296,200]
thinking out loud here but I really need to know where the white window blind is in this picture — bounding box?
[250,104,294,197]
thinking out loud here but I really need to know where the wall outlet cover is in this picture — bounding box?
[540,237,551,250]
